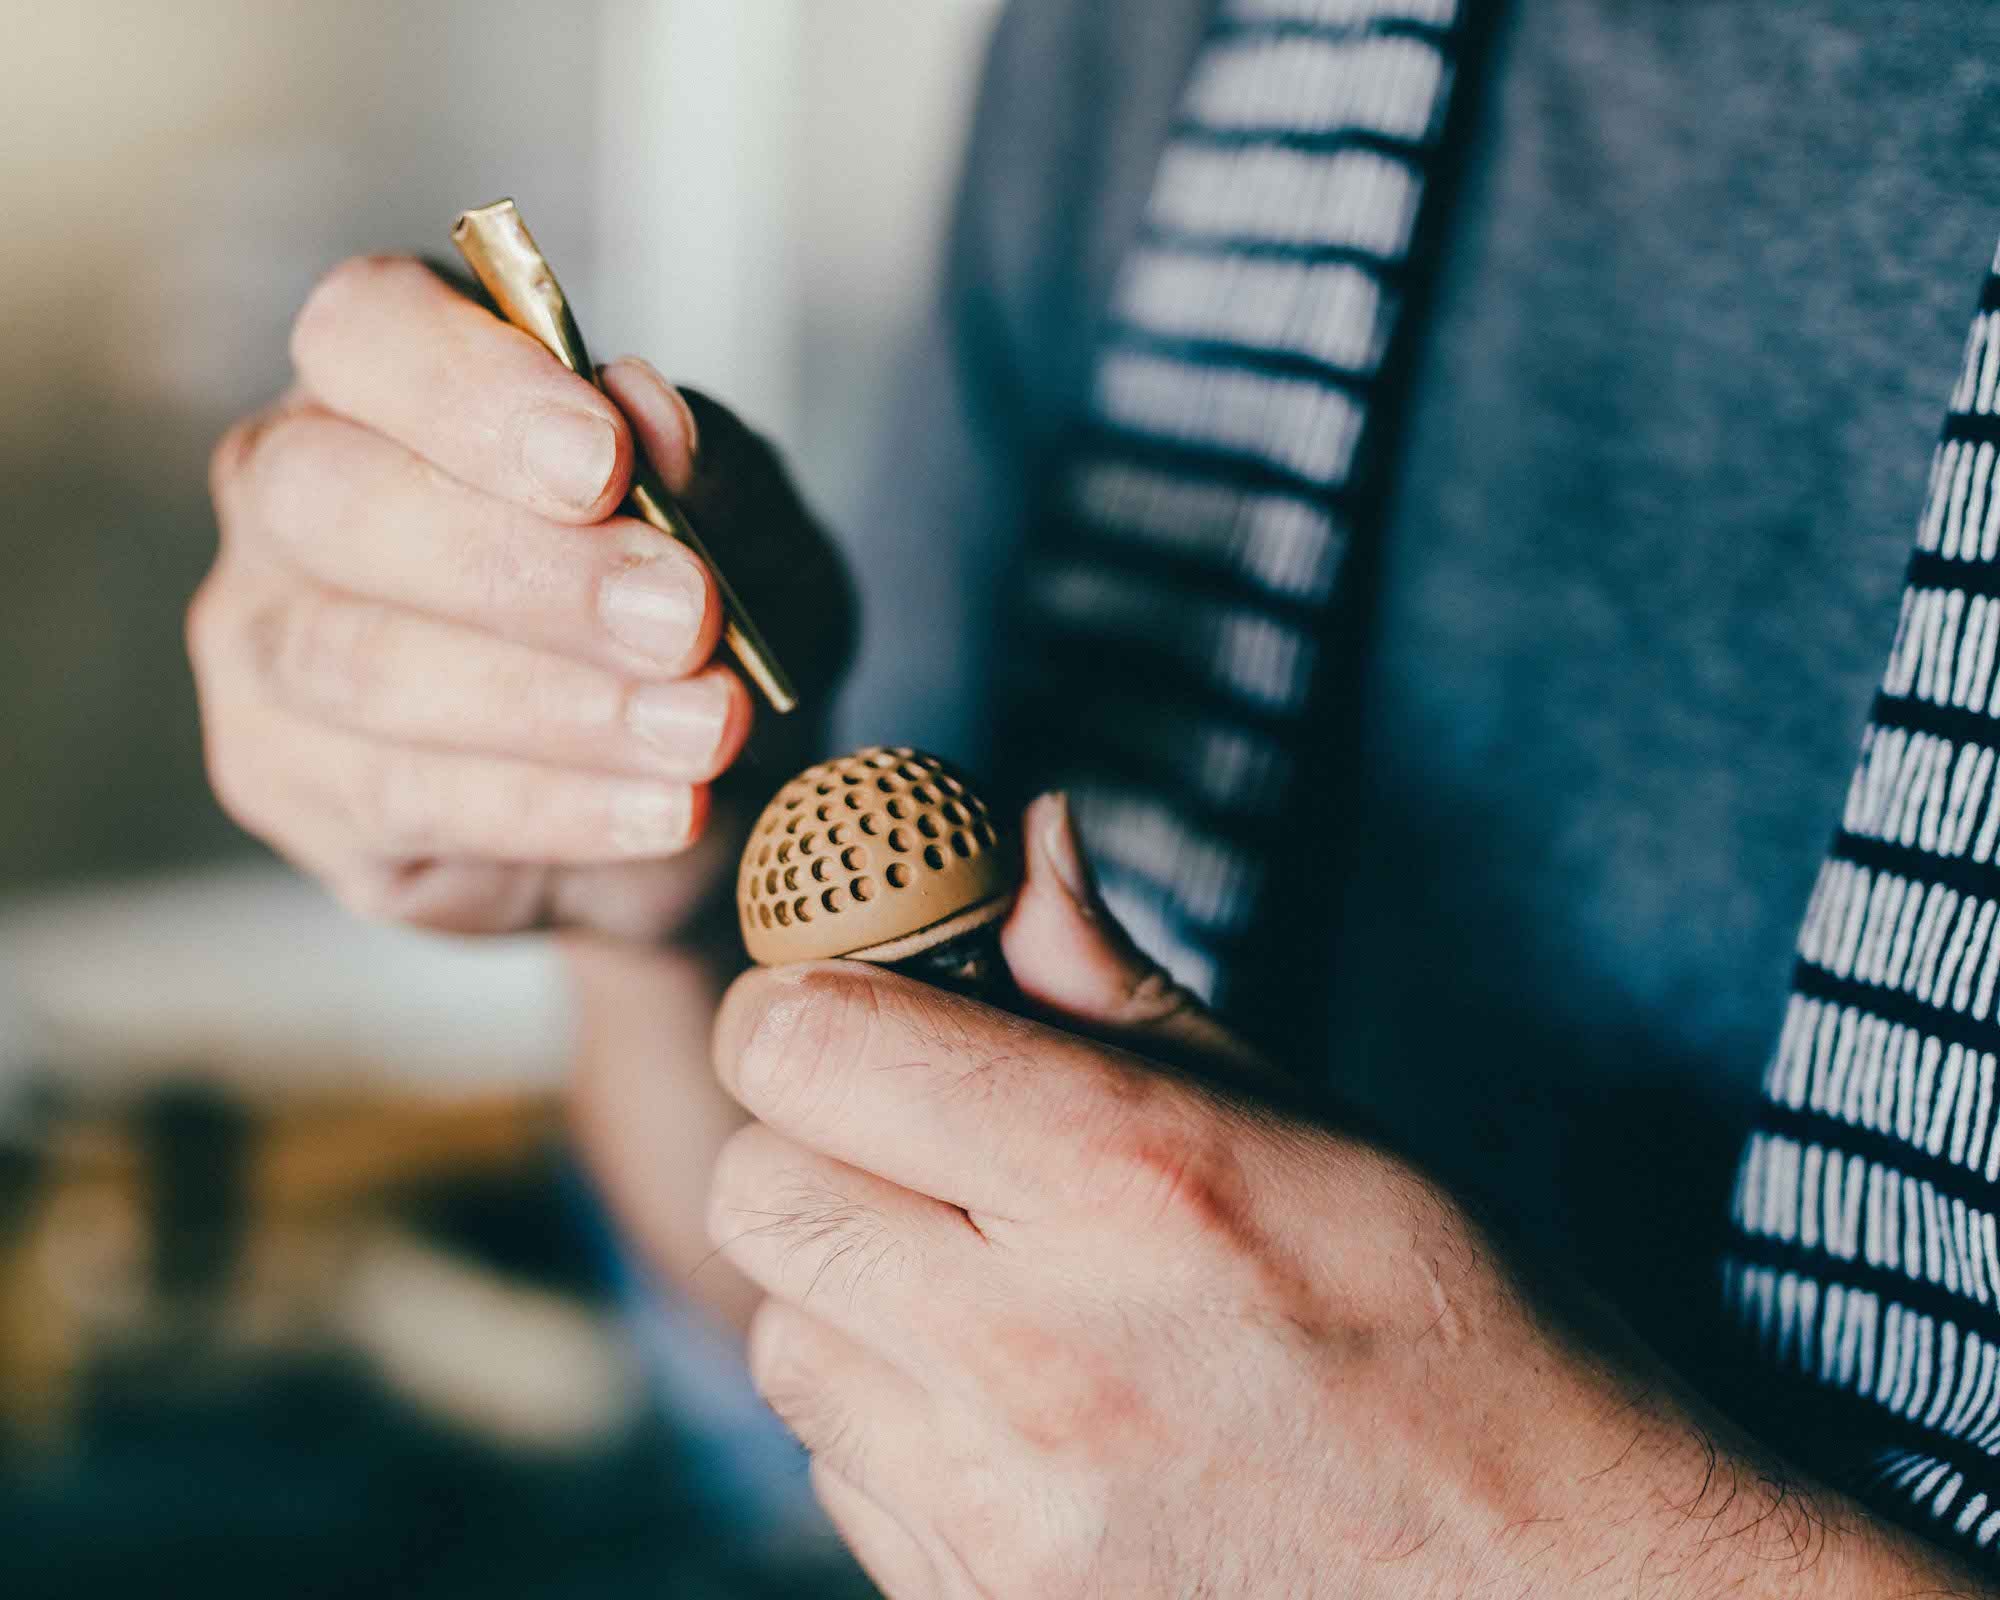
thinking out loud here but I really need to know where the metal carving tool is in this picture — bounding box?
[452,198,797,714]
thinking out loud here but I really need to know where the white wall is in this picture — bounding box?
[593,0,1004,526]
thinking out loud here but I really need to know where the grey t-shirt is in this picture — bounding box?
[839,0,2000,1354]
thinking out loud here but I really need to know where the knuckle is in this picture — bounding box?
[342,748,431,852]
[1080,1082,1249,1238]
[183,574,229,674]
[736,967,879,1122]
[290,253,421,371]
[270,590,386,720]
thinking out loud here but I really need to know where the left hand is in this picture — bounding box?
[592,795,1961,1596]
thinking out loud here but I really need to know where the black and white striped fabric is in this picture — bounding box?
[1725,240,2000,1556]
[1007,0,1466,1008]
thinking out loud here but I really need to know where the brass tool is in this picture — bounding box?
[452,198,797,714]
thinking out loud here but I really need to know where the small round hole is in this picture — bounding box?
[951,831,971,858]
[765,870,780,894]
[851,876,874,902]
[776,842,792,864]
[783,866,800,891]
[943,801,969,825]
[816,803,832,821]
[799,832,818,854]
[917,813,940,839]
[748,877,762,901]
[816,782,833,796]
[774,902,792,926]
[758,905,773,928]
[939,775,964,796]
[785,815,801,834]
[844,792,863,810]
[784,793,804,810]
[898,763,925,781]
[911,784,937,806]
[821,888,845,913]
[888,828,911,853]
[876,776,897,792]
[757,846,771,866]
[812,858,831,883]
[794,896,812,923]
[841,846,865,870]
[828,824,850,845]
[842,772,863,785]
[886,798,906,819]
[923,845,946,871]
[857,814,878,836]
[886,864,909,889]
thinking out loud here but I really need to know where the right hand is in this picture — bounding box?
[191,254,849,940]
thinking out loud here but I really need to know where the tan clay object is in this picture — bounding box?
[738,747,1020,966]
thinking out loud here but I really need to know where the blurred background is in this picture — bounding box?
[0,2,1000,1592]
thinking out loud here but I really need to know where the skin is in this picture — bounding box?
[200,259,1991,1594]
[598,794,1987,1599]
[192,252,849,1310]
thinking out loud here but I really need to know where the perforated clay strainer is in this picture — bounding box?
[737,747,1021,968]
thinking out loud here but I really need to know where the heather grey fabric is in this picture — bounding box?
[836,0,2000,1361]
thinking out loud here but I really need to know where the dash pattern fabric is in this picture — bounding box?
[1725,242,2000,1557]
[1006,0,1466,1006]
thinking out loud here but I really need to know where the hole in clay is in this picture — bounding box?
[774,902,791,925]
[886,798,906,819]
[841,847,865,870]
[776,843,792,864]
[917,813,940,839]
[799,832,817,854]
[828,824,849,845]
[844,792,863,810]
[939,775,963,796]
[765,870,780,893]
[851,876,874,901]
[951,832,971,858]
[943,801,969,825]
[886,864,909,889]
[758,846,771,866]
[794,897,812,922]
[812,859,831,883]
[911,785,937,806]
[888,828,911,853]
[898,763,925,781]
[923,845,946,872]
[816,782,833,795]
[816,803,832,821]
[785,816,801,834]
[759,905,773,928]
[876,776,897,792]
[783,867,799,891]
[842,772,863,785]
[821,888,844,913]
[857,814,878,836]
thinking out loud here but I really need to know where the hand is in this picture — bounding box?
[625,795,1976,1597]
[190,254,848,939]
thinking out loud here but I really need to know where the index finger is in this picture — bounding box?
[290,254,635,523]
[712,962,1205,1221]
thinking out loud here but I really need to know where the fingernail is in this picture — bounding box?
[600,557,706,667]
[627,675,733,771]
[608,783,692,854]
[1038,791,1097,909]
[627,358,700,460]
[522,408,617,509]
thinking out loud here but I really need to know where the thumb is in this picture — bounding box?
[1001,794,1267,1077]
[598,357,700,495]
